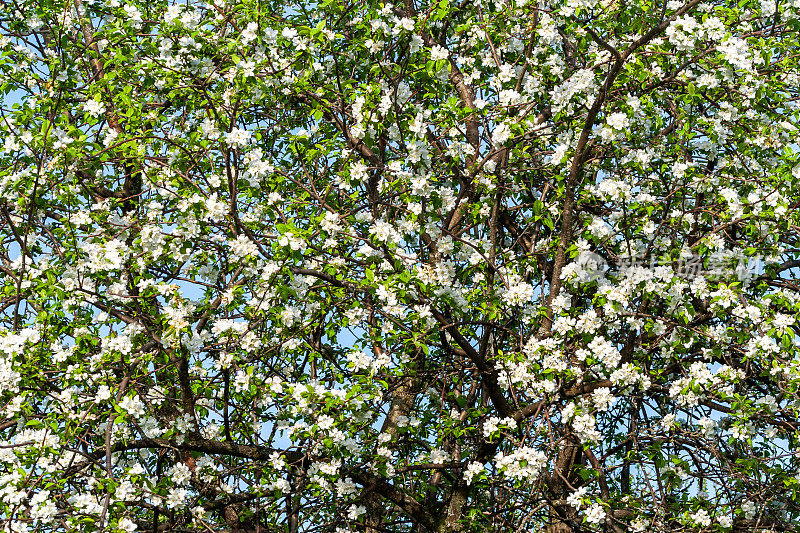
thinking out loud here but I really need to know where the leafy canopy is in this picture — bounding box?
[1,0,800,531]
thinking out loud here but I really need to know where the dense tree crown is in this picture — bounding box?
[1,0,800,531]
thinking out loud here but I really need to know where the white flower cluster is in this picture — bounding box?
[463,461,484,485]
[347,349,373,371]
[123,4,143,29]
[166,487,188,509]
[666,15,702,51]
[550,68,597,113]
[561,254,607,285]
[0,327,40,357]
[229,235,259,260]
[278,231,306,251]
[482,416,518,437]
[225,127,251,148]
[669,363,743,407]
[321,211,343,234]
[242,147,275,187]
[719,36,752,71]
[567,486,588,509]
[601,111,629,140]
[212,319,249,338]
[370,219,403,244]
[501,272,534,306]
[579,336,621,369]
[169,462,192,486]
[496,336,566,394]
[592,387,616,411]
[140,224,167,258]
[690,508,712,527]
[29,490,57,522]
[430,44,449,61]
[80,238,129,272]
[119,394,146,418]
[102,333,134,357]
[0,329,35,395]
[491,121,513,146]
[589,179,633,202]
[561,403,601,443]
[584,503,606,525]
[494,447,547,481]
[83,98,105,118]
[346,348,390,372]
[69,492,104,514]
[610,363,651,390]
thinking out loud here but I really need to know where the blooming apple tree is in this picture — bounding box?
[1,0,800,531]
